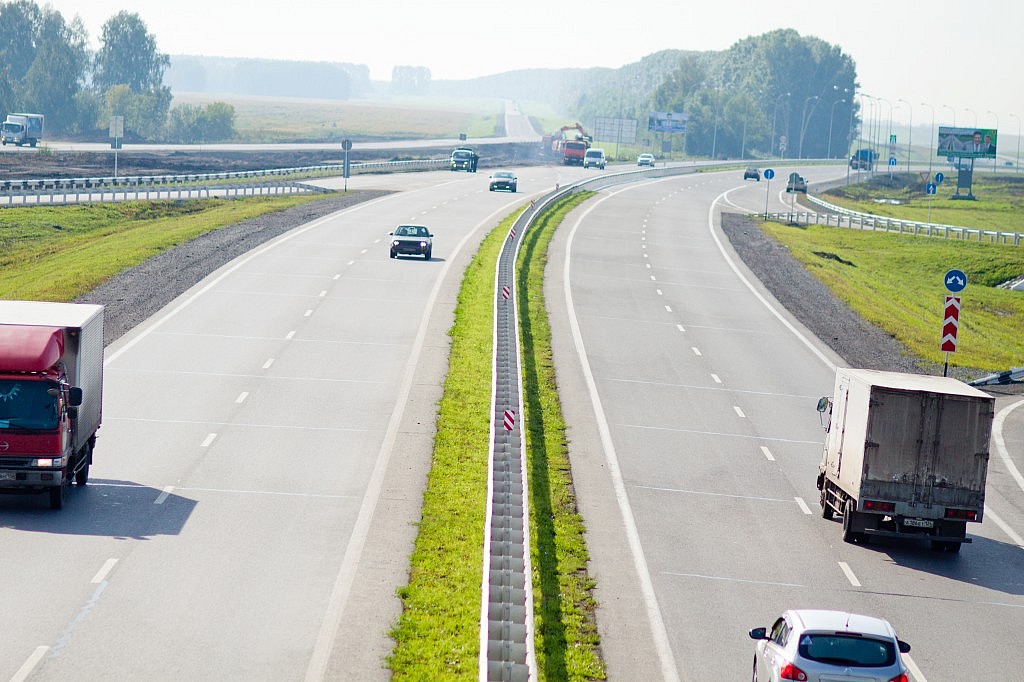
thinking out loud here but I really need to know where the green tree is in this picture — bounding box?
[166,101,235,143]
[93,12,172,141]
[21,10,90,132]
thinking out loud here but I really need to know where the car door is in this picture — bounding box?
[758,616,791,679]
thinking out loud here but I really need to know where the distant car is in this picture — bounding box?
[637,153,655,167]
[786,172,807,193]
[743,167,761,181]
[488,170,518,192]
[389,224,433,260]
[749,610,911,682]
[583,148,606,169]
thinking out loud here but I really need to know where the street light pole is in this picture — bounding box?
[771,92,790,159]
[828,99,845,159]
[799,95,818,159]
[942,104,956,128]
[898,98,912,172]
[987,110,999,172]
[965,107,978,128]
[1010,113,1021,174]
[921,102,935,177]
[877,97,892,174]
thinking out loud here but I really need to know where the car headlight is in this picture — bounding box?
[392,240,400,247]
[33,458,59,467]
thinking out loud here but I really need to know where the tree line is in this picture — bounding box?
[0,1,233,143]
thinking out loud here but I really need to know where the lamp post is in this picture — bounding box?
[877,97,892,173]
[799,95,819,159]
[1010,113,1021,174]
[965,107,978,128]
[987,110,999,172]
[861,94,876,176]
[921,102,935,177]
[897,98,912,172]
[771,92,790,159]
[942,104,956,127]
[828,99,845,159]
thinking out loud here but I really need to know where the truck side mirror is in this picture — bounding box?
[68,387,84,407]
[816,396,831,413]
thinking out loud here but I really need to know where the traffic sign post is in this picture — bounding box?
[763,168,775,218]
[926,182,937,222]
[941,269,967,376]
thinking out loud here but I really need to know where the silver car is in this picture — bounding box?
[749,609,910,682]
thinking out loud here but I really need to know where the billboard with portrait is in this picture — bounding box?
[648,111,687,133]
[936,126,998,159]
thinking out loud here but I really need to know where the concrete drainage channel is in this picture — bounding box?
[478,164,698,681]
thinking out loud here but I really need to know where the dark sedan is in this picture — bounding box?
[488,170,518,192]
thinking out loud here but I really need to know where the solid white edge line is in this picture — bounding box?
[307,201,524,682]
[794,497,812,515]
[564,185,682,682]
[993,399,1024,495]
[904,652,928,682]
[984,506,1024,549]
[10,646,49,682]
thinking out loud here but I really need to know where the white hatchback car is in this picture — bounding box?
[749,610,910,682]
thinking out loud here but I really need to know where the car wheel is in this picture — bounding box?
[49,477,69,510]
[424,248,432,260]
[390,250,396,259]
[511,185,517,193]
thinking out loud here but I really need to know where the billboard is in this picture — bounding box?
[936,126,998,159]
[595,117,638,144]
[648,111,687,133]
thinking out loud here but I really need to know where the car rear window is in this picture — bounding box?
[798,634,896,667]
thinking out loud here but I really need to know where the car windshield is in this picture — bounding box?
[0,379,59,430]
[452,151,473,159]
[797,634,896,667]
[395,225,427,237]
[493,172,513,178]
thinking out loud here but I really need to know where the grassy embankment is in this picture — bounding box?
[772,172,1024,372]
[389,193,604,681]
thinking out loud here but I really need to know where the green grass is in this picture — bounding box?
[761,220,1024,372]
[0,195,333,301]
[390,194,603,681]
[821,172,1024,233]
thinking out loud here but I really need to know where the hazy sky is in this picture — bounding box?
[42,0,1023,131]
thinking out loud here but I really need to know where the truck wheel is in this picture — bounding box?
[30,139,36,148]
[820,489,834,520]
[49,478,68,510]
[842,500,865,544]
[76,461,90,486]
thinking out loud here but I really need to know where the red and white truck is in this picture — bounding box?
[0,301,104,509]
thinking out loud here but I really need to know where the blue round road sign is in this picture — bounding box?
[889,156,897,166]
[926,183,937,195]
[764,168,775,180]
[944,269,967,293]
[935,172,945,184]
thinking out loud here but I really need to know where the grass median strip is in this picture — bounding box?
[390,193,605,681]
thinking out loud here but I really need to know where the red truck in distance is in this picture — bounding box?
[0,301,104,509]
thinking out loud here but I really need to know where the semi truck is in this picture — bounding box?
[1,113,44,147]
[0,301,104,509]
[849,148,875,170]
[815,368,994,552]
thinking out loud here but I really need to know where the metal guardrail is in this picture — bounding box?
[0,158,448,205]
[789,193,1024,246]
[968,366,1024,386]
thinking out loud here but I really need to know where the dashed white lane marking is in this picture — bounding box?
[333,274,341,280]
[91,558,118,584]
[711,373,721,383]
[200,433,217,448]
[676,324,685,332]
[691,347,701,356]
[838,561,861,587]
[733,406,746,418]
[319,290,327,297]
[154,486,174,504]
[235,392,249,404]
[760,446,775,461]
[285,330,296,340]
[10,646,49,682]
[304,309,313,317]
[656,289,663,296]
[262,358,275,369]
[665,305,672,313]
[795,497,812,515]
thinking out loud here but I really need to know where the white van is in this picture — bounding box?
[583,148,606,169]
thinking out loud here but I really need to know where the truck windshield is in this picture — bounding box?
[1,122,23,133]
[0,379,59,430]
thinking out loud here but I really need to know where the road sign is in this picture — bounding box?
[935,172,945,184]
[890,134,897,144]
[944,269,967,293]
[764,168,775,180]
[502,409,516,431]
[888,156,897,167]
[341,139,352,151]
[940,296,960,353]
[926,183,937,195]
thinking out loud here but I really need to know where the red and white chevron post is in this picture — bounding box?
[940,296,960,353]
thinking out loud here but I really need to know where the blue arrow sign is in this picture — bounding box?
[926,183,937,195]
[935,172,945,184]
[764,168,775,180]
[944,269,967,293]
[889,156,897,166]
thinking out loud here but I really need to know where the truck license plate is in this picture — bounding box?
[904,518,934,528]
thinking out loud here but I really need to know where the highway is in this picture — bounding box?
[544,166,1024,680]
[1,161,1022,680]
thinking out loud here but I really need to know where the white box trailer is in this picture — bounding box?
[815,368,994,552]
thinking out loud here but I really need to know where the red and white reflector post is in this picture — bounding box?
[940,296,960,353]
[502,409,515,432]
